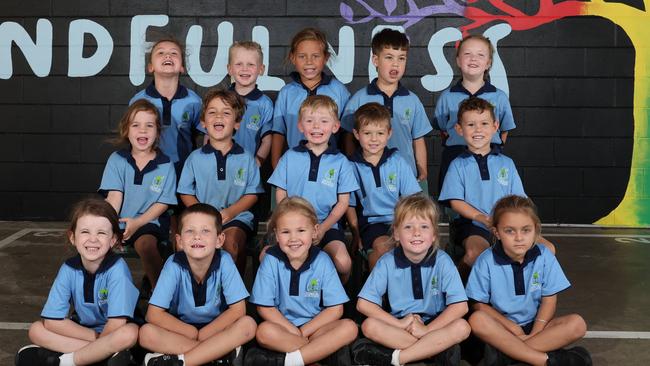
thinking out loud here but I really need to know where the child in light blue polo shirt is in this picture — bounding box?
[345,102,421,271]
[433,35,515,193]
[249,197,358,366]
[17,199,139,366]
[341,29,432,182]
[466,195,591,366]
[227,41,274,165]
[140,203,256,366]
[354,194,469,366]
[130,35,204,174]
[268,95,358,283]
[439,97,554,280]
[99,99,177,288]
[178,89,264,274]
[270,27,350,168]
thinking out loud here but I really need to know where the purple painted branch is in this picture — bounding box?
[340,0,466,29]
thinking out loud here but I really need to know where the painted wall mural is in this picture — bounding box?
[339,0,649,226]
[0,1,642,224]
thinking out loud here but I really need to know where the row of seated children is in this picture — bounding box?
[15,193,591,366]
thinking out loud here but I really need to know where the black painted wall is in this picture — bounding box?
[0,0,633,223]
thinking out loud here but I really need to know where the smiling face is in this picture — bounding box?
[275,211,318,267]
[455,109,499,155]
[353,122,391,157]
[290,39,328,87]
[202,97,240,144]
[228,47,265,89]
[128,110,158,154]
[298,106,339,148]
[372,47,407,87]
[456,38,492,80]
[148,41,185,76]
[176,212,225,261]
[393,214,436,262]
[69,214,118,268]
[494,211,538,263]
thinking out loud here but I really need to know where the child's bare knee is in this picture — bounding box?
[255,323,276,347]
[339,319,359,342]
[360,318,381,339]
[239,316,258,340]
[568,314,587,338]
[27,321,45,344]
[450,319,471,343]
[468,311,490,333]
[112,324,139,349]
[138,324,158,348]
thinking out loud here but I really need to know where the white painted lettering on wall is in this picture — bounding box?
[0,16,509,93]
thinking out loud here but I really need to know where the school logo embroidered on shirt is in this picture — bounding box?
[321,168,336,187]
[150,175,165,193]
[497,167,509,186]
[182,111,190,122]
[98,288,109,305]
[246,114,261,131]
[400,108,412,125]
[530,272,542,291]
[305,278,320,298]
[430,276,439,296]
[387,172,398,192]
[234,168,246,187]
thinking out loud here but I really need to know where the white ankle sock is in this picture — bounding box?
[284,350,304,366]
[59,353,76,366]
[178,354,185,361]
[391,349,402,366]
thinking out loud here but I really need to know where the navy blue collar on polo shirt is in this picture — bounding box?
[493,242,542,296]
[173,251,222,307]
[450,80,497,97]
[267,245,320,296]
[394,246,437,300]
[200,142,245,181]
[294,141,340,182]
[352,148,398,192]
[117,149,170,185]
[65,252,120,303]
[145,82,189,126]
[229,83,264,101]
[367,78,409,117]
[290,72,333,95]
[459,144,502,181]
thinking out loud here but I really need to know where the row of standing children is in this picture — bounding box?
[15,22,592,366]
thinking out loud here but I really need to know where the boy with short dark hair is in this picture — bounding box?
[342,28,432,183]
[139,203,256,366]
[178,89,264,274]
[346,102,421,270]
[439,97,554,280]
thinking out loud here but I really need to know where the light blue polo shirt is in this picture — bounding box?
[230,84,274,156]
[250,245,348,327]
[466,243,570,326]
[433,80,515,147]
[359,247,467,322]
[41,254,139,333]
[177,143,264,230]
[130,83,205,170]
[99,150,178,228]
[149,251,249,325]
[439,146,525,230]
[341,79,432,175]
[268,142,359,229]
[350,148,421,227]
[271,72,350,148]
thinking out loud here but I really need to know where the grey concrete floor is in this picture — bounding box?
[0,222,649,365]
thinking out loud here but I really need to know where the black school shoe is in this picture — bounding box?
[243,347,285,366]
[145,354,184,366]
[324,344,352,366]
[104,350,134,366]
[483,344,513,366]
[350,338,393,366]
[15,345,62,366]
[547,347,592,366]
[429,344,461,366]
